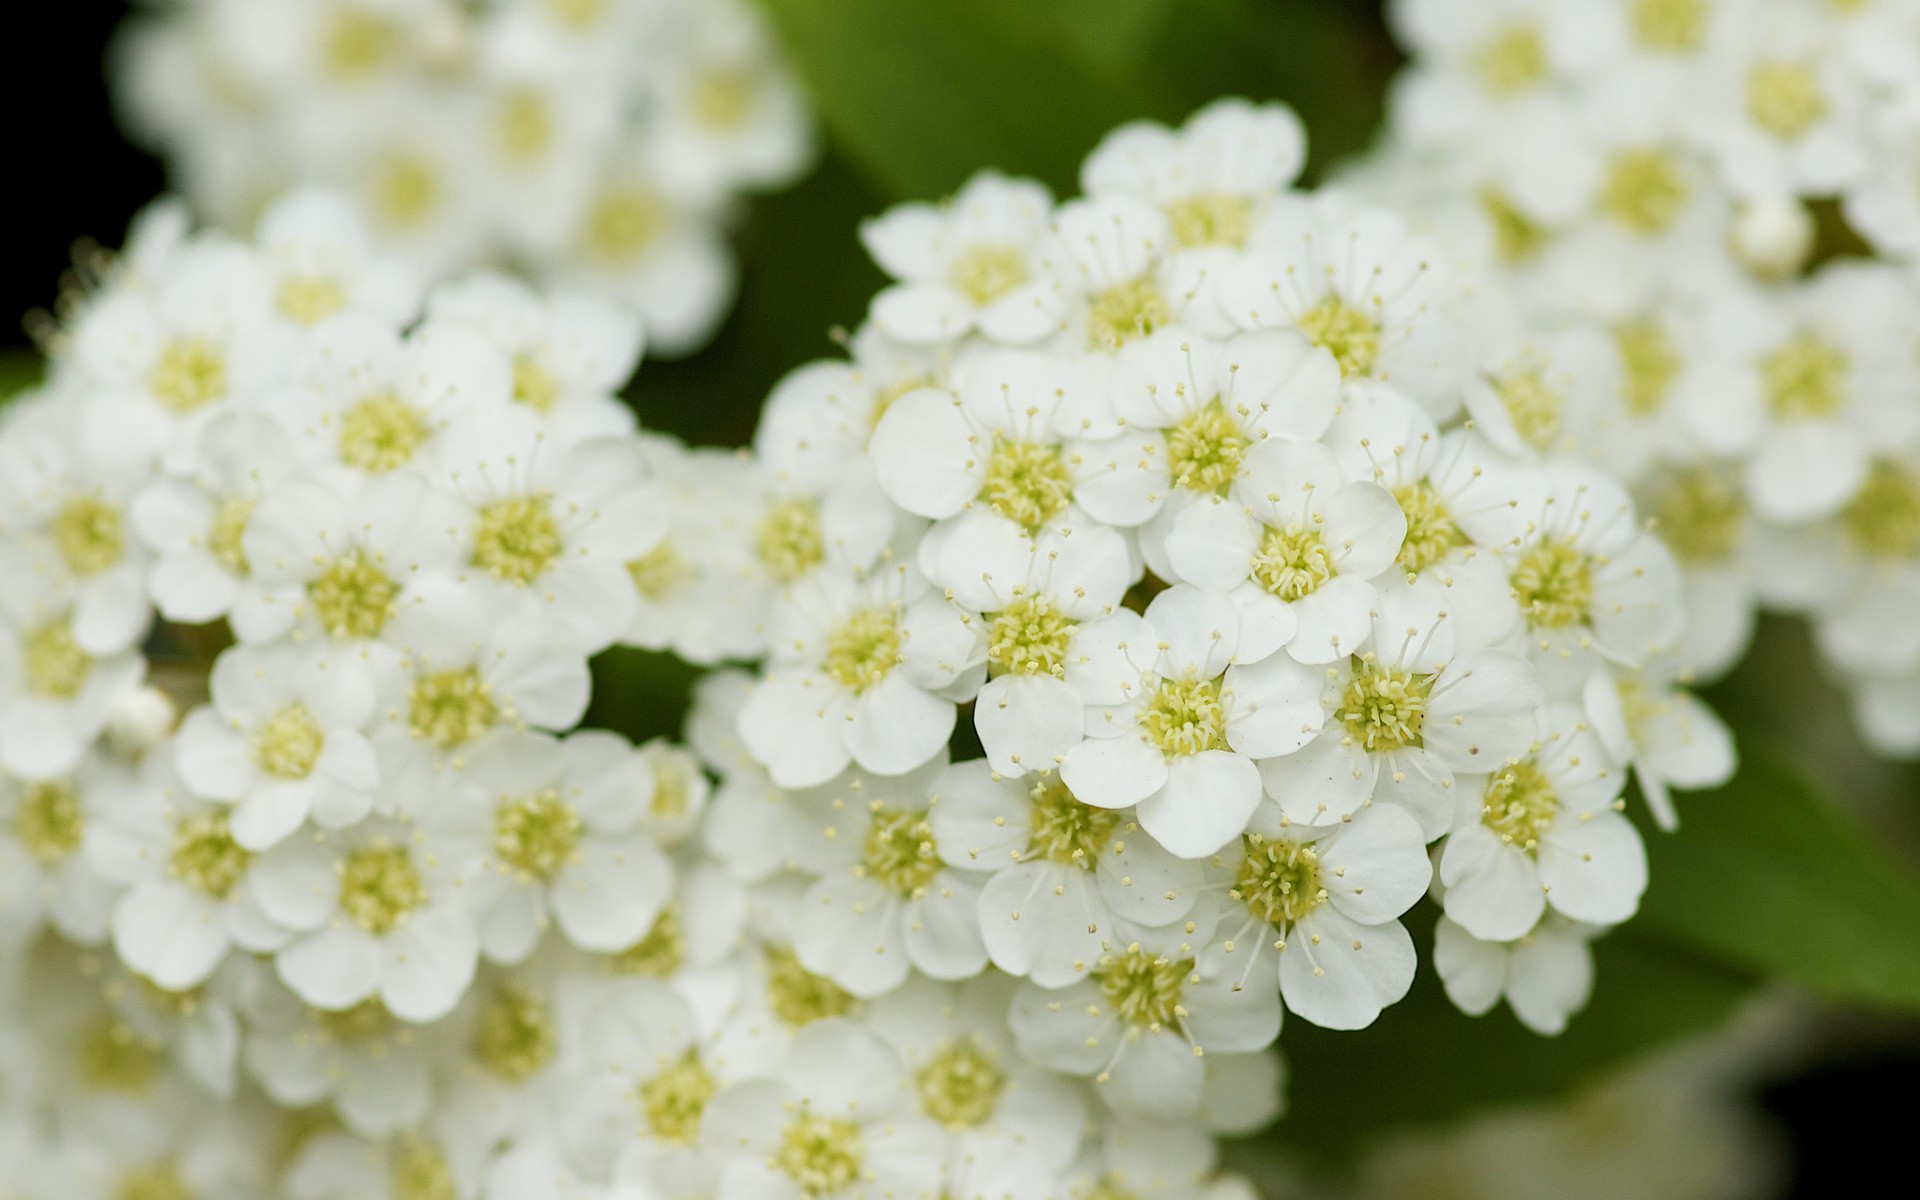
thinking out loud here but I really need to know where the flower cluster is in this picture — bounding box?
[114,0,814,354]
[0,192,1272,1200]
[1349,0,1920,758]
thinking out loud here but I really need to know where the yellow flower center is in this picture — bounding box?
[493,789,583,880]
[1616,320,1682,417]
[494,87,552,162]
[115,1164,194,1200]
[613,906,685,977]
[1652,468,1745,562]
[1480,760,1558,853]
[338,391,429,473]
[339,841,427,934]
[1630,0,1710,51]
[987,593,1076,679]
[471,494,563,585]
[1393,481,1467,575]
[277,275,349,325]
[512,354,561,413]
[1843,461,1920,560]
[208,495,254,575]
[150,337,227,413]
[916,1040,1007,1128]
[823,607,902,693]
[472,985,556,1082]
[639,1050,717,1143]
[322,8,397,80]
[1747,61,1826,140]
[1141,677,1228,757]
[1096,944,1190,1028]
[861,805,940,895]
[253,704,325,779]
[1512,538,1594,629]
[12,780,83,865]
[1339,657,1433,751]
[765,946,858,1028]
[1297,295,1381,378]
[371,154,441,230]
[53,495,124,577]
[1167,192,1255,249]
[1233,836,1326,926]
[308,549,399,639]
[756,497,826,583]
[1762,332,1848,420]
[408,667,497,749]
[1493,369,1564,451]
[949,244,1030,305]
[1480,188,1550,264]
[1087,277,1169,350]
[317,998,395,1043]
[1165,398,1246,496]
[627,543,692,599]
[23,620,90,699]
[1025,777,1117,868]
[1601,149,1690,234]
[171,810,252,899]
[77,1019,161,1093]
[545,0,607,29]
[584,188,668,263]
[776,1113,864,1197]
[979,436,1074,533]
[1473,26,1548,96]
[1251,524,1335,601]
[689,68,758,129]
[389,1138,457,1200]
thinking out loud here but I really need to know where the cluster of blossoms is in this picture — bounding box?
[1348,0,1920,757]
[114,0,813,354]
[0,191,1274,1200]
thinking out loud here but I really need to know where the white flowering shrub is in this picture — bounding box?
[113,0,815,354]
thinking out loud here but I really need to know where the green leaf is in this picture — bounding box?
[1265,923,1752,1157]
[1637,744,1920,1012]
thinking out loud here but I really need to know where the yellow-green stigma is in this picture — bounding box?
[338,391,429,473]
[170,810,252,899]
[1512,538,1594,629]
[115,1164,194,1200]
[987,593,1076,679]
[1025,777,1117,868]
[627,542,692,599]
[1762,332,1848,420]
[1165,398,1246,496]
[493,789,583,880]
[1843,461,1920,560]
[1481,760,1558,853]
[208,495,254,575]
[916,1040,1006,1128]
[77,1019,161,1093]
[1096,944,1189,1028]
[1141,677,1228,757]
[1616,320,1683,417]
[1747,61,1826,140]
[1630,0,1710,52]
[471,494,563,585]
[389,1138,457,1200]
[23,620,91,699]
[308,549,399,639]
[1167,192,1254,249]
[277,275,348,325]
[949,243,1030,305]
[253,704,325,779]
[756,497,826,583]
[1087,277,1169,350]
[639,1050,717,1143]
[1601,149,1690,234]
[1393,481,1467,575]
[371,154,441,230]
[861,806,940,896]
[1492,368,1565,452]
[512,354,561,412]
[1652,469,1745,563]
[1297,295,1381,378]
[13,779,83,864]
[612,906,685,977]
[473,985,556,1082]
[338,841,427,934]
[765,945,858,1028]
[776,1112,864,1197]
[1251,524,1335,601]
[1340,658,1433,751]
[1233,835,1326,926]
[823,607,902,693]
[150,337,228,413]
[53,495,124,577]
[979,436,1073,533]
[408,667,497,749]
[1473,26,1548,96]
[584,188,667,263]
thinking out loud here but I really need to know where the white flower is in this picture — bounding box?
[1060,585,1326,859]
[175,643,378,849]
[253,187,422,330]
[1162,437,1405,665]
[1254,579,1544,839]
[1462,323,1622,461]
[0,754,129,947]
[1584,659,1736,832]
[930,762,1201,988]
[1008,910,1281,1119]
[753,332,949,492]
[862,172,1058,345]
[420,730,671,961]
[1439,703,1646,940]
[1054,1121,1219,1200]
[1432,911,1598,1036]
[739,563,984,788]
[242,984,447,1136]
[646,0,815,197]
[253,815,479,1022]
[0,591,147,781]
[1210,802,1431,1030]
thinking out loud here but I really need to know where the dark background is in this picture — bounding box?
[6,5,1914,1197]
